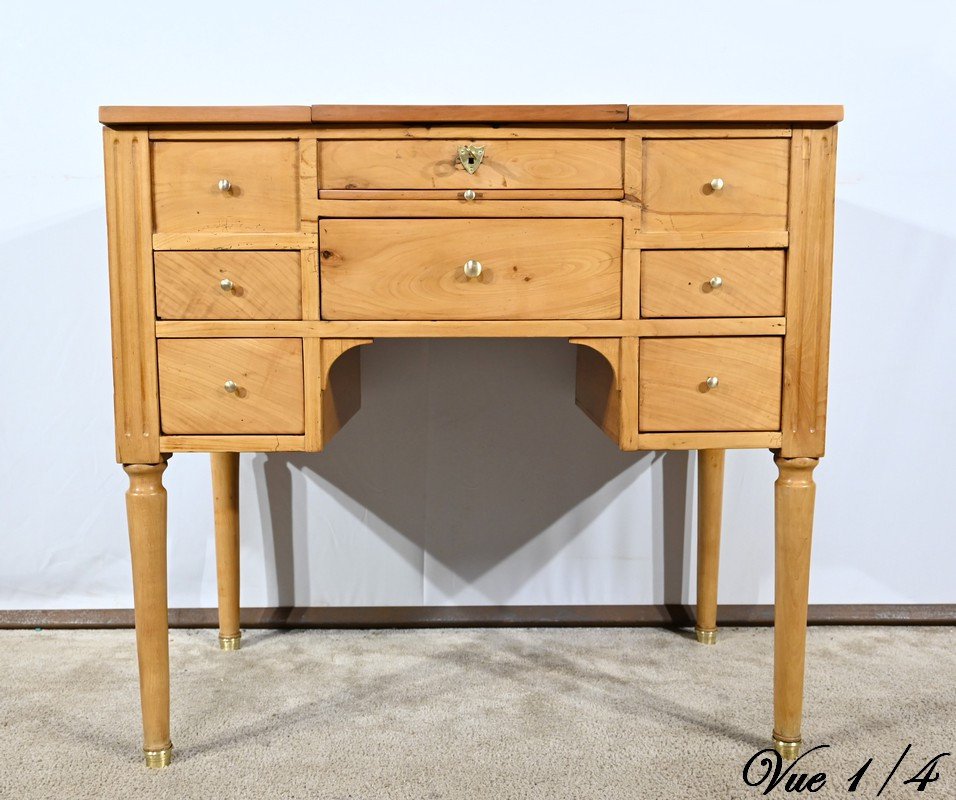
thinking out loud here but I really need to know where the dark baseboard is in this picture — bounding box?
[0,604,954,629]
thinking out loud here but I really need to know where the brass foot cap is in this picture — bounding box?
[219,633,242,651]
[773,737,801,760]
[695,628,717,645]
[144,745,173,769]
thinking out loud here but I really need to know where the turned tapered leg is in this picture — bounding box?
[695,449,725,645]
[211,452,241,651]
[772,455,818,760]
[125,460,172,768]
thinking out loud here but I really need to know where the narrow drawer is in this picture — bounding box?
[642,139,789,231]
[152,141,298,233]
[158,339,304,434]
[318,139,623,191]
[639,337,782,431]
[155,251,302,320]
[641,250,785,318]
[320,218,622,320]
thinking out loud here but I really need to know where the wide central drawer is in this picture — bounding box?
[319,218,623,320]
[318,139,623,191]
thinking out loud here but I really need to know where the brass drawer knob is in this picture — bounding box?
[705,376,720,390]
[223,380,239,393]
[218,178,232,192]
[463,189,477,201]
[709,276,723,289]
[710,177,724,191]
[463,259,482,278]
[220,278,234,292]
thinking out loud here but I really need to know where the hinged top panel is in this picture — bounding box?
[98,104,843,125]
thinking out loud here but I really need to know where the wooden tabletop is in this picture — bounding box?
[99,104,844,125]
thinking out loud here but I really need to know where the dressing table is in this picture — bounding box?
[100,103,841,767]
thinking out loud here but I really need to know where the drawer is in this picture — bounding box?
[641,250,785,318]
[639,337,782,431]
[152,141,298,233]
[642,139,789,231]
[155,251,302,320]
[320,218,622,320]
[158,339,304,434]
[318,139,623,191]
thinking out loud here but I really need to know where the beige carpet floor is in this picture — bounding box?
[0,627,953,799]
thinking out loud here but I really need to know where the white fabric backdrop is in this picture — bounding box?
[1,0,954,609]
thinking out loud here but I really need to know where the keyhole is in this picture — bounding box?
[466,155,476,166]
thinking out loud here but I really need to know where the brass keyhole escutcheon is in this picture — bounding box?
[457,144,485,174]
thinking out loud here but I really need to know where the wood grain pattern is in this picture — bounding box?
[622,248,641,319]
[773,456,818,748]
[571,339,621,444]
[153,127,626,141]
[211,452,240,643]
[303,338,322,451]
[619,338,640,450]
[104,128,161,463]
[152,141,298,233]
[623,134,643,205]
[318,189,624,200]
[622,133,643,318]
[298,137,318,203]
[639,337,783,431]
[124,460,171,756]
[637,432,782,450]
[643,139,790,232]
[319,340,371,446]
[641,250,786,318]
[157,339,304,434]
[629,105,843,123]
[300,250,320,320]
[640,127,791,139]
[159,435,305,452]
[632,231,788,249]
[319,219,622,320]
[781,127,837,457]
[155,251,302,319]
[318,139,623,190]
[696,449,725,638]
[536,317,785,337]
[311,105,628,123]
[100,105,842,125]
[100,106,312,124]
[99,106,841,763]
[153,232,312,250]
[310,198,624,219]
[155,318,785,338]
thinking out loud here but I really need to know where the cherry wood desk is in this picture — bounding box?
[101,103,841,768]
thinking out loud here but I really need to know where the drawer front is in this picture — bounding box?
[639,337,782,431]
[158,339,304,434]
[642,139,789,231]
[318,139,623,191]
[152,141,298,233]
[320,218,622,320]
[641,250,785,318]
[155,251,302,320]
